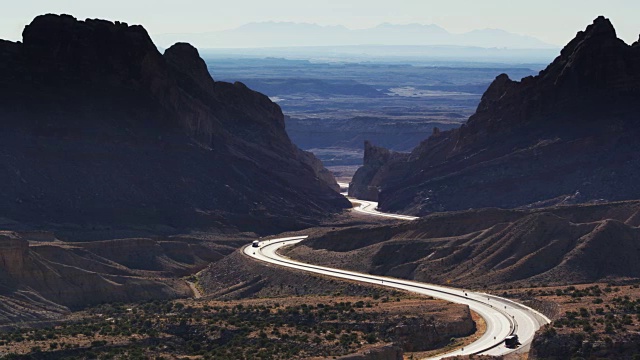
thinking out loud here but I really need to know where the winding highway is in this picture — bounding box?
[244,183,550,359]
[340,182,419,221]
[351,199,420,221]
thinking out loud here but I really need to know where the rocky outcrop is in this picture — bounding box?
[0,232,29,277]
[337,344,403,360]
[349,141,408,200]
[392,306,475,351]
[0,14,348,236]
[334,303,474,358]
[351,17,640,215]
[164,42,216,97]
[531,328,640,359]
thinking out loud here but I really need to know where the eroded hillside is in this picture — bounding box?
[0,231,249,325]
[284,201,640,288]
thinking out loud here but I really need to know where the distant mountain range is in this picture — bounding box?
[154,22,557,50]
[197,45,560,65]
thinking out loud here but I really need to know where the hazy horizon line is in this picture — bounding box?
[153,20,560,46]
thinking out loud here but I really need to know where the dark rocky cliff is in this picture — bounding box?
[348,141,408,200]
[0,14,348,235]
[350,17,640,215]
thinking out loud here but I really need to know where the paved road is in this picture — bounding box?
[245,183,550,359]
[245,238,548,359]
[338,182,419,221]
[351,198,419,221]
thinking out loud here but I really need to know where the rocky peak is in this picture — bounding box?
[363,140,393,167]
[473,73,515,114]
[583,16,616,38]
[164,42,215,96]
[556,16,616,58]
[462,16,640,140]
[21,14,160,76]
[0,14,348,233]
[349,17,640,215]
[349,141,409,201]
[548,16,633,88]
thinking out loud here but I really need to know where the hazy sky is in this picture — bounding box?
[2,0,639,46]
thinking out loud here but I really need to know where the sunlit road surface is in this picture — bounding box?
[337,182,419,221]
[245,238,549,359]
[350,198,419,221]
[244,183,550,359]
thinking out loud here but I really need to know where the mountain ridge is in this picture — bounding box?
[0,14,349,236]
[349,16,640,215]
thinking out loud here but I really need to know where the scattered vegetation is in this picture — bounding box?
[0,294,460,359]
[502,282,640,359]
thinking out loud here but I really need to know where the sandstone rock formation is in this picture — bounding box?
[0,14,348,236]
[350,17,640,215]
[348,141,407,200]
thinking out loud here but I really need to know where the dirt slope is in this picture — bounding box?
[0,231,248,325]
[284,201,640,287]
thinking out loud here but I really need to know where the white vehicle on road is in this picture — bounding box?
[245,237,548,359]
[244,188,550,359]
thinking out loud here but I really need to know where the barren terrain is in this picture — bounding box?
[0,230,252,325]
[284,201,640,288]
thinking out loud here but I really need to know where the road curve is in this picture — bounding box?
[351,198,419,221]
[245,238,548,359]
[338,182,419,221]
[244,183,550,359]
